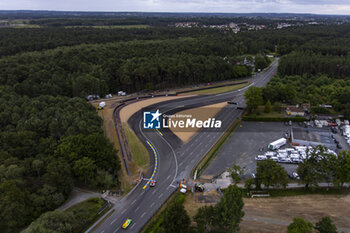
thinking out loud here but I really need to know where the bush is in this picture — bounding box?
[264,100,272,113]
[315,216,337,233]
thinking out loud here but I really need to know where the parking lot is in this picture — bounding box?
[202,122,350,178]
[202,121,298,179]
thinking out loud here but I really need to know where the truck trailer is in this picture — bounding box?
[268,138,287,150]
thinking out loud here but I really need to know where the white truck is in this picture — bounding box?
[268,138,287,150]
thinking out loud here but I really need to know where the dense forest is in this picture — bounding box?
[1,14,350,232]
[261,26,350,115]
[0,36,269,98]
[0,88,120,233]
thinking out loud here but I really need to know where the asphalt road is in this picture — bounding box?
[89,59,279,233]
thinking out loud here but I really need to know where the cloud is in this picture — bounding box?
[0,0,349,15]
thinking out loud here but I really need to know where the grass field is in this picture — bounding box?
[66,197,108,232]
[122,123,150,171]
[184,83,248,95]
[250,105,285,118]
[181,189,350,233]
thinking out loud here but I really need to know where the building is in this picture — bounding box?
[286,105,305,117]
[291,127,336,150]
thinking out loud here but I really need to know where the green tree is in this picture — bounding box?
[43,158,73,197]
[32,159,44,178]
[315,216,337,233]
[163,201,190,233]
[0,180,29,233]
[297,146,327,189]
[25,210,77,233]
[229,163,245,184]
[256,159,289,189]
[73,157,97,184]
[244,86,263,113]
[264,100,272,113]
[244,178,254,192]
[333,150,350,188]
[194,205,216,233]
[194,185,244,233]
[272,101,282,112]
[287,217,313,233]
[214,185,245,233]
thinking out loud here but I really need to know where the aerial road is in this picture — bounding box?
[89,59,279,233]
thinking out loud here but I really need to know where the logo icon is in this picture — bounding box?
[143,109,162,129]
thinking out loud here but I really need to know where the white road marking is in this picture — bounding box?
[110,218,117,225]
[121,209,127,214]
[166,175,171,180]
[169,184,177,188]
[150,202,155,207]
[113,228,119,233]
[134,206,140,212]
[130,222,137,229]
[141,212,146,218]
[159,193,163,199]
[179,162,183,166]
[131,199,137,205]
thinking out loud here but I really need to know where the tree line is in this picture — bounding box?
[0,37,262,98]
[241,146,350,191]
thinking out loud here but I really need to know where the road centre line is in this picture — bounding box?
[110,218,117,225]
[130,222,136,229]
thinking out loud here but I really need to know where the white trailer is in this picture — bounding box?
[98,102,106,109]
[268,138,287,150]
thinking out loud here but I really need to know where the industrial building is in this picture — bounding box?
[291,127,336,150]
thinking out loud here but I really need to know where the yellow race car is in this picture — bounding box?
[122,218,132,229]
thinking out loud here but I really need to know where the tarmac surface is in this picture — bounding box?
[88,59,279,233]
[202,121,296,178]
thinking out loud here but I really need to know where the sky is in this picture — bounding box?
[1,0,350,15]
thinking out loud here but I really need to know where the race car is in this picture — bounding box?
[122,218,132,229]
[150,180,156,187]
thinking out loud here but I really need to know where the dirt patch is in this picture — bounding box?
[184,191,219,219]
[240,194,350,233]
[169,102,228,143]
[183,191,350,233]
[119,96,191,123]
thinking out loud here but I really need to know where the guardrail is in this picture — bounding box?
[112,103,130,175]
[176,80,249,94]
